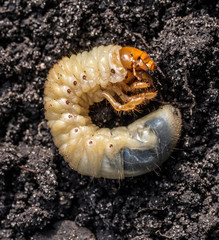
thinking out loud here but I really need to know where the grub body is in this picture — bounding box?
[44,45,181,179]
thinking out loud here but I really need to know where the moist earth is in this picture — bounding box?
[0,1,218,239]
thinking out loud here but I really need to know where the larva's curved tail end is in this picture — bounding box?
[122,105,182,178]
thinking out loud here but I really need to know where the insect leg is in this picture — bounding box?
[102,91,144,111]
[109,85,131,102]
[117,81,150,92]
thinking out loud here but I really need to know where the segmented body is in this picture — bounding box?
[44,45,182,179]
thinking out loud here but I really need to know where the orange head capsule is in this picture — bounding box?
[119,47,157,73]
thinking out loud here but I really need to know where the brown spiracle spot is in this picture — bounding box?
[74,128,79,133]
[68,115,72,118]
[66,100,70,105]
[82,75,87,80]
[89,140,93,145]
[109,144,113,148]
[67,89,71,94]
[111,69,115,74]
[73,81,77,86]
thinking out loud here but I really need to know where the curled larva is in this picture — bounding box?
[44,45,182,179]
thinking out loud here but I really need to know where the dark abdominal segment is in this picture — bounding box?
[123,106,182,177]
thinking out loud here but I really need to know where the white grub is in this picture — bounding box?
[44,45,182,179]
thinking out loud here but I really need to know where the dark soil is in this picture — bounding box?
[0,0,218,239]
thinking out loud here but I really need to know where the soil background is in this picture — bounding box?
[0,0,218,239]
